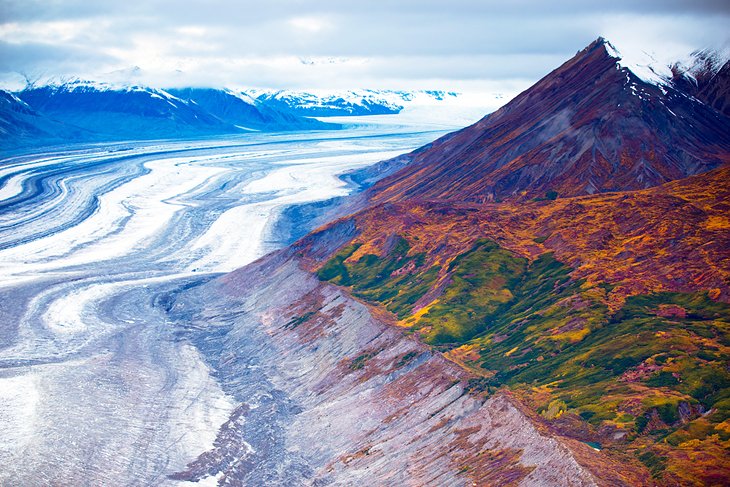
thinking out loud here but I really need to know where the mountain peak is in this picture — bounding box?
[588,37,674,86]
[367,38,730,203]
[586,36,612,51]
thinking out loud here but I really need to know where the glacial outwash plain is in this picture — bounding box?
[1,34,729,487]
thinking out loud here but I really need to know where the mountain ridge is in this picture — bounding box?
[1,81,475,151]
[366,38,730,204]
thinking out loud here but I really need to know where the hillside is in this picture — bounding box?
[367,38,730,203]
[0,89,95,149]
[306,165,730,486]
[165,251,612,485]
[276,39,730,484]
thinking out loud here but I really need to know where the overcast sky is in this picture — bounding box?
[1,0,728,94]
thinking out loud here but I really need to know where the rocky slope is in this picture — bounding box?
[166,249,635,486]
[367,38,730,203]
[164,169,729,485]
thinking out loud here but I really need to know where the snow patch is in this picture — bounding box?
[672,45,730,84]
[603,39,673,86]
[224,89,258,105]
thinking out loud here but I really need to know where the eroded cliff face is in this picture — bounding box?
[164,251,608,486]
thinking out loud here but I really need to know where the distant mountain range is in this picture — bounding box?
[243,89,460,116]
[194,37,730,484]
[0,81,343,150]
[0,81,465,151]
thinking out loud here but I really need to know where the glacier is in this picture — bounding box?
[0,120,456,485]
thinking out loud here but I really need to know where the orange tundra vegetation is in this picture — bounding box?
[301,165,730,485]
[313,165,730,307]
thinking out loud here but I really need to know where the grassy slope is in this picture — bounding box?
[311,167,730,485]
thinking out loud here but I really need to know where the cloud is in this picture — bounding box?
[0,40,117,74]
[0,0,727,92]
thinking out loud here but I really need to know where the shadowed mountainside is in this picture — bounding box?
[0,89,93,148]
[367,39,730,203]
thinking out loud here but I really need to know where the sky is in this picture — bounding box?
[1,0,728,96]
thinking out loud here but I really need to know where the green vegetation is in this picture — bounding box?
[317,236,730,454]
[284,311,316,329]
[319,238,595,346]
[465,377,493,394]
[419,240,597,347]
[638,450,669,479]
[531,190,559,202]
[316,243,362,283]
[476,290,730,437]
[418,239,527,344]
[396,351,419,368]
[349,352,376,371]
[316,236,440,318]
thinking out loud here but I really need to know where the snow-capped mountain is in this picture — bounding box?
[245,89,461,116]
[4,80,339,150]
[366,38,730,203]
[166,88,333,131]
[671,45,730,85]
[3,80,469,150]
[0,89,94,149]
[601,38,730,115]
[16,80,235,143]
[670,46,730,116]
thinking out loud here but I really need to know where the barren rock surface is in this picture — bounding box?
[168,252,600,486]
